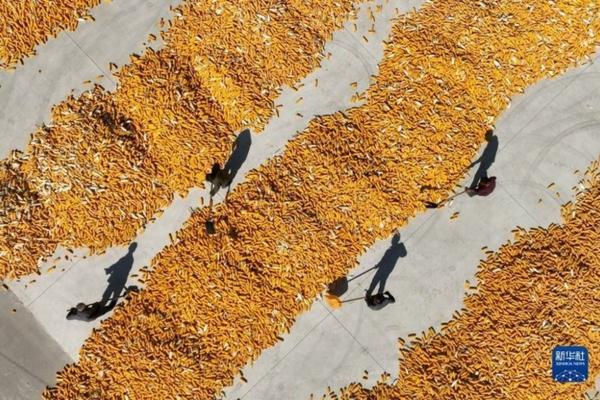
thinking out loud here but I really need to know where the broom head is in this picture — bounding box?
[324,293,342,309]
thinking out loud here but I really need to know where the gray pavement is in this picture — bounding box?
[0,289,72,400]
[0,0,599,399]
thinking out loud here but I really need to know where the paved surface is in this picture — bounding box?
[0,289,72,400]
[1,0,599,399]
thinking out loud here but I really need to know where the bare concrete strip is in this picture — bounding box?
[0,289,72,400]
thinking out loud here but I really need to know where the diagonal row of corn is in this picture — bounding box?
[43,0,600,398]
[0,0,104,69]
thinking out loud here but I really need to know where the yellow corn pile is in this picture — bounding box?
[43,0,600,398]
[326,160,600,400]
[0,0,358,279]
[0,0,103,69]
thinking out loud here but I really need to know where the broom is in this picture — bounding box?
[324,293,366,309]
[205,195,216,235]
[424,188,468,209]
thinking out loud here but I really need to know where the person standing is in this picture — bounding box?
[467,176,497,196]
[365,291,396,310]
[207,163,231,196]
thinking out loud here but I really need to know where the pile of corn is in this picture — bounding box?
[0,0,103,69]
[326,160,600,400]
[0,0,358,279]
[44,0,600,398]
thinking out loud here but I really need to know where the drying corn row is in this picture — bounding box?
[44,0,600,398]
[0,0,358,279]
[0,0,103,68]
[325,160,600,400]
[165,0,359,131]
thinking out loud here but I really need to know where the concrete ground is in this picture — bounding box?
[1,0,599,399]
[0,290,71,400]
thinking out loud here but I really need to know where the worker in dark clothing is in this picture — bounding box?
[206,163,220,183]
[365,291,396,310]
[207,130,253,198]
[66,302,102,321]
[66,285,139,321]
[206,162,232,197]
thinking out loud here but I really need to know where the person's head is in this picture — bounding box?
[485,129,495,141]
[372,293,384,305]
[76,303,86,312]
[391,232,401,245]
[128,242,138,254]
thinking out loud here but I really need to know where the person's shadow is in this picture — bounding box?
[224,129,252,188]
[366,233,407,297]
[66,243,138,321]
[469,130,498,189]
[100,242,137,311]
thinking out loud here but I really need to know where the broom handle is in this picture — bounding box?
[347,265,378,283]
[448,188,467,201]
[207,195,214,218]
[341,296,366,304]
[437,188,467,206]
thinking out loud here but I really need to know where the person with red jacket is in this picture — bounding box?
[467,176,496,196]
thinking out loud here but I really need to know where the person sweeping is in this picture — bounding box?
[206,163,232,196]
[466,176,496,196]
